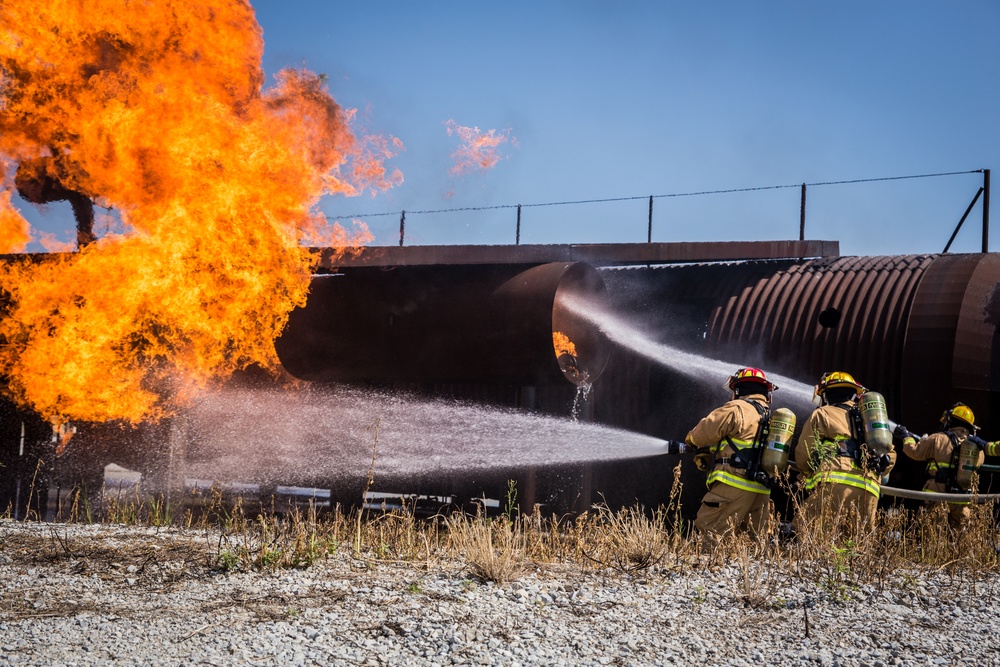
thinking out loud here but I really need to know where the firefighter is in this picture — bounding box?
[900,403,1000,529]
[683,367,777,540]
[793,371,895,533]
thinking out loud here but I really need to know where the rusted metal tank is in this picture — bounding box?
[276,261,610,387]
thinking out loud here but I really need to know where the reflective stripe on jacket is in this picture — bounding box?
[794,401,892,498]
[686,394,770,495]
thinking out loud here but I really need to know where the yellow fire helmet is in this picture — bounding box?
[812,371,865,406]
[723,367,777,392]
[941,402,977,432]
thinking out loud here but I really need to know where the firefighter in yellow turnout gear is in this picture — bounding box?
[684,367,778,539]
[794,372,896,532]
[901,403,1000,529]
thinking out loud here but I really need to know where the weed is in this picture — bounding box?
[503,479,518,524]
[13,459,1000,594]
[580,503,670,573]
[217,549,240,572]
[355,418,380,557]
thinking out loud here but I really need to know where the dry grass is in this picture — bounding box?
[446,510,527,583]
[4,475,999,596]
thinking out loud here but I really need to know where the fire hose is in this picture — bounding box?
[877,486,1000,504]
[790,462,1000,504]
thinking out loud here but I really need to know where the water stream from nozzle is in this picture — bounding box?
[174,292,821,490]
[563,294,817,414]
[177,383,670,488]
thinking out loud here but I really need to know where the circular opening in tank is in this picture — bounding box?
[818,307,841,329]
[552,263,611,385]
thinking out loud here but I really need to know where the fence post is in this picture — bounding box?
[799,183,806,241]
[983,169,991,253]
[399,210,406,247]
[516,205,521,245]
[943,187,983,253]
[647,196,653,243]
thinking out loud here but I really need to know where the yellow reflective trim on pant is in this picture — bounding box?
[804,470,880,498]
[707,469,770,495]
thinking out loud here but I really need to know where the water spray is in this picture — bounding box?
[559,292,816,413]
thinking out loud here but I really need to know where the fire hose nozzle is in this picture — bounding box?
[664,440,688,455]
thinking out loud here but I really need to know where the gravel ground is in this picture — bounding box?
[2,518,999,667]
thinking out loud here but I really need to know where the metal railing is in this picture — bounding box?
[328,169,991,252]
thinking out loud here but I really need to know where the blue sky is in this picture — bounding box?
[19,1,1000,257]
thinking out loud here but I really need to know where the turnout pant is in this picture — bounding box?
[693,481,771,537]
[796,482,878,534]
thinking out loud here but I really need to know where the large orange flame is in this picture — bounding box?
[0,0,401,423]
[0,190,31,253]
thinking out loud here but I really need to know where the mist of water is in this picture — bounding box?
[171,293,822,490]
[175,383,669,488]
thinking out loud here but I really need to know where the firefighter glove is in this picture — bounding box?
[893,424,915,443]
[871,454,892,475]
[692,450,713,472]
[967,435,988,450]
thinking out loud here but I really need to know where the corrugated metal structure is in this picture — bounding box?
[599,253,1000,437]
[6,243,1000,516]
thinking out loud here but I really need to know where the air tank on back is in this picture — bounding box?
[761,407,796,477]
[859,391,893,457]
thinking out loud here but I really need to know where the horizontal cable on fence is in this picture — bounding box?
[326,169,985,221]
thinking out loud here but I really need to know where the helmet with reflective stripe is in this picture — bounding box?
[940,402,976,432]
[815,371,864,395]
[723,367,777,392]
[813,371,865,406]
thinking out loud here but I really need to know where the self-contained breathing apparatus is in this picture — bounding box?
[931,432,987,492]
[933,403,985,492]
[664,402,796,485]
[841,391,894,475]
[722,400,797,489]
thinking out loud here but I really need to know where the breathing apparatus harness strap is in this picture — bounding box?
[716,398,774,490]
[828,402,872,469]
[931,430,963,492]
